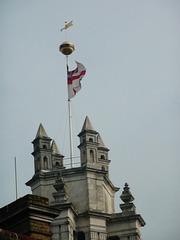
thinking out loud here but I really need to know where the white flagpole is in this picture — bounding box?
[14,157,18,199]
[66,56,74,168]
[60,21,75,168]
[68,99,74,168]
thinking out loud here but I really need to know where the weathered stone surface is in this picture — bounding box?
[26,117,145,240]
[0,194,60,240]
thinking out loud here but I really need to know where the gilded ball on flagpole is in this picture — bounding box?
[59,41,75,55]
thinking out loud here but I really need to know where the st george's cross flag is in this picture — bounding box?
[67,61,86,100]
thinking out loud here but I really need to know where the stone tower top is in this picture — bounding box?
[97,134,106,147]
[78,116,110,171]
[31,124,64,173]
[26,118,146,240]
[51,140,62,155]
[35,123,50,139]
[81,116,95,132]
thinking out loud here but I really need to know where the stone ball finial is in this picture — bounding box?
[120,183,135,203]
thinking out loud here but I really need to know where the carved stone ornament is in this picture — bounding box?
[120,183,135,203]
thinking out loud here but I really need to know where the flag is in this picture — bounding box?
[67,61,86,100]
[61,21,73,31]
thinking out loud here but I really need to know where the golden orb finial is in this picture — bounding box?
[59,41,75,55]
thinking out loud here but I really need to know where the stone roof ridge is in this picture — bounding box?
[51,140,62,155]
[81,116,95,132]
[35,123,49,139]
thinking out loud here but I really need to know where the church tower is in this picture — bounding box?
[27,117,145,240]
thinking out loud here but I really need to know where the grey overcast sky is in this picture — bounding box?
[0,1,180,239]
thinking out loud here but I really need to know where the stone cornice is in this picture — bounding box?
[0,194,60,224]
[108,213,146,226]
[52,202,78,217]
[104,175,120,192]
[78,210,110,219]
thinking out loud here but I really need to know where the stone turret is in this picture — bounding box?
[31,123,52,173]
[26,123,64,202]
[51,140,64,170]
[78,116,110,172]
[31,124,65,174]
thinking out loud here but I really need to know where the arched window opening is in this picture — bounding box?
[43,156,48,170]
[77,231,85,240]
[89,138,93,142]
[73,230,77,240]
[56,162,60,166]
[90,150,94,162]
[43,145,47,149]
[101,155,105,159]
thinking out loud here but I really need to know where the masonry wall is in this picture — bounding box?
[0,195,59,240]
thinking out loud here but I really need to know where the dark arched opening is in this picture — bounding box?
[77,231,85,240]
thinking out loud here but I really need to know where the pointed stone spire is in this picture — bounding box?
[51,140,64,170]
[35,123,49,139]
[81,116,95,132]
[51,140,62,155]
[97,134,106,147]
